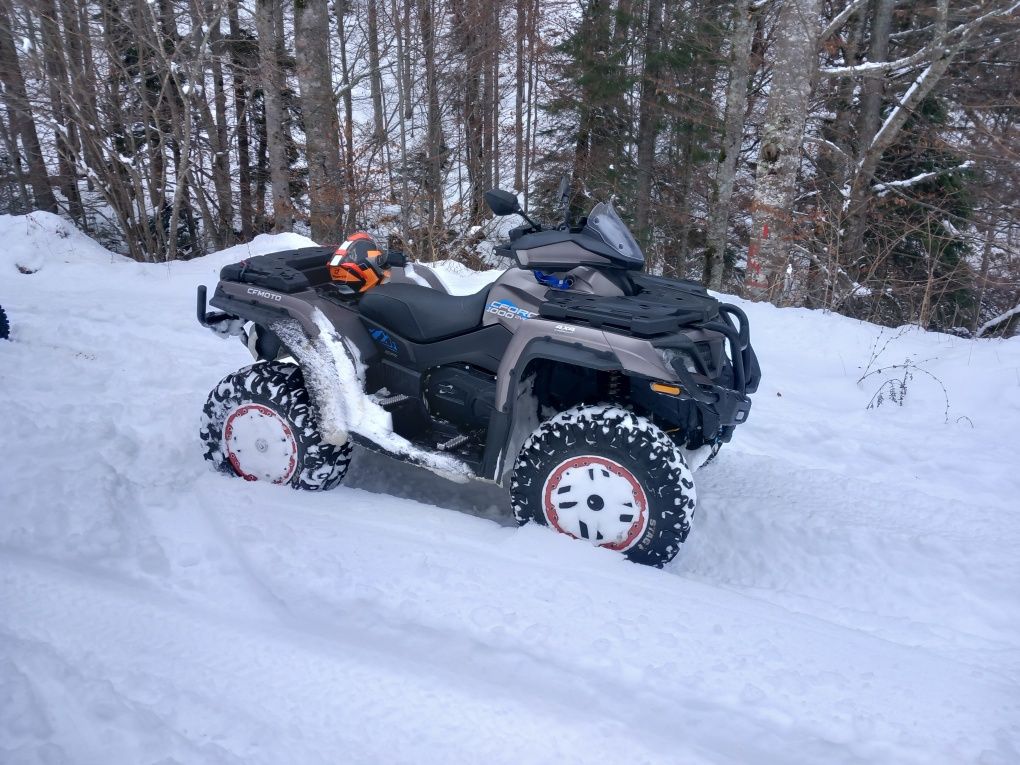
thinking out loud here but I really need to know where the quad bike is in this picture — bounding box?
[196,185,760,566]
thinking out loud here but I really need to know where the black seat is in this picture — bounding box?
[359,282,491,342]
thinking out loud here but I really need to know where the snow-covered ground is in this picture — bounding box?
[1,211,1018,764]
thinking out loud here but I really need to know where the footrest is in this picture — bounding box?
[438,434,469,451]
[374,393,411,407]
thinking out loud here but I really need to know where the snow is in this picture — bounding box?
[426,258,504,294]
[872,161,974,196]
[1,216,1019,764]
[821,59,908,76]
[273,309,474,482]
[870,63,933,153]
[978,302,1020,337]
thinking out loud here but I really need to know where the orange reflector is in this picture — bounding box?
[650,382,682,396]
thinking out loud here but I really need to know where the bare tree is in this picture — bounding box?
[228,0,255,239]
[295,0,344,241]
[633,0,665,252]
[256,0,294,231]
[0,0,57,213]
[744,0,820,299]
[704,0,761,290]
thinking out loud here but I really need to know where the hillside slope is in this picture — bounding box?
[1,212,1018,764]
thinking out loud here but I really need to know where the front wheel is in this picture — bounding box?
[510,405,696,567]
[200,361,352,490]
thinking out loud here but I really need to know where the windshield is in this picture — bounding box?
[586,200,644,265]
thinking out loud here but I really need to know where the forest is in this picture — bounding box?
[0,0,1017,334]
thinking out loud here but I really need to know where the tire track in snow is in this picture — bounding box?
[197,493,1020,765]
[1,550,862,765]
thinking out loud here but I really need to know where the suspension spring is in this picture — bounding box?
[606,371,623,400]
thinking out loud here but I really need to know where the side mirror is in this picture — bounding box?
[557,175,570,206]
[484,188,521,217]
[557,175,571,227]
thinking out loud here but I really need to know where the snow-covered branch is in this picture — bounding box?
[819,0,870,43]
[819,43,937,78]
[820,0,1020,79]
[872,161,974,196]
[805,136,850,159]
[977,303,1020,337]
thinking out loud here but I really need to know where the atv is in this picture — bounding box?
[195,186,760,566]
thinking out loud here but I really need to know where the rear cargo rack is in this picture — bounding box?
[219,247,334,294]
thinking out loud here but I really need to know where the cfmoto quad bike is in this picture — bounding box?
[196,187,760,566]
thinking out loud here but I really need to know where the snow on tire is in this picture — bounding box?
[200,361,352,491]
[0,305,9,340]
[510,404,696,567]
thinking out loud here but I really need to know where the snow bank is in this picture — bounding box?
[1,215,1018,764]
[0,211,129,274]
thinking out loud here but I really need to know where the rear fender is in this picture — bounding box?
[203,280,378,365]
[208,281,322,338]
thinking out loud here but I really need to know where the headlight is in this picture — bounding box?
[657,347,700,375]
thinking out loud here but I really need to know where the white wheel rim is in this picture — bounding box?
[224,403,298,484]
[542,455,649,551]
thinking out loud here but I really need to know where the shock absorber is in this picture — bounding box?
[606,371,624,401]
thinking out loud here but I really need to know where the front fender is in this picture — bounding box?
[492,319,679,411]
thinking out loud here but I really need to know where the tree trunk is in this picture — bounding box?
[571,0,612,210]
[254,94,269,230]
[744,0,820,301]
[489,4,500,190]
[452,0,486,223]
[256,0,294,231]
[809,4,866,307]
[36,0,84,223]
[335,1,358,230]
[0,105,30,210]
[207,2,234,247]
[389,0,411,253]
[0,0,57,213]
[420,0,444,251]
[704,0,757,290]
[366,0,385,143]
[401,0,413,119]
[523,0,539,207]
[842,0,894,264]
[228,1,254,239]
[633,0,665,252]
[295,0,344,242]
[514,0,526,191]
[839,0,990,276]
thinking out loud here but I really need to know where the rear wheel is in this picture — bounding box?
[200,361,352,490]
[510,404,696,567]
[0,305,9,340]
